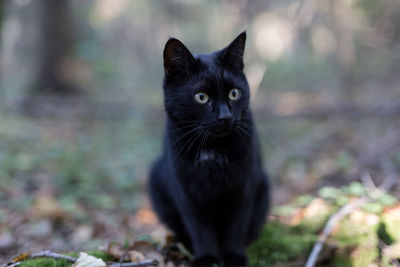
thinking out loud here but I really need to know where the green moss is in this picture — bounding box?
[18,251,113,267]
[381,214,400,242]
[85,250,115,262]
[247,222,317,266]
[19,257,71,267]
[330,218,379,267]
[333,218,378,247]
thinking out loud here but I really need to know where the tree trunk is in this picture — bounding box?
[31,0,79,96]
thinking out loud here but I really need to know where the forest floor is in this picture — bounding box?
[1,98,400,266]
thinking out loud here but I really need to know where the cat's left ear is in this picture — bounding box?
[163,38,195,77]
[220,31,246,70]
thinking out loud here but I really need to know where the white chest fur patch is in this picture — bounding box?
[199,151,215,162]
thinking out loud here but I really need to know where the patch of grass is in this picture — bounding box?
[247,222,317,266]
[18,251,113,267]
[19,257,71,267]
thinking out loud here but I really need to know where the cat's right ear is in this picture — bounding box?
[163,38,195,76]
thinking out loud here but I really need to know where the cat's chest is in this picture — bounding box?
[195,149,229,168]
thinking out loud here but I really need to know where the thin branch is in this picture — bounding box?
[305,176,396,267]
[31,250,77,262]
[2,251,158,267]
[305,198,367,267]
[108,259,158,267]
[378,240,400,267]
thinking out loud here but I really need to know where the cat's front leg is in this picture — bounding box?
[192,255,221,267]
[218,200,252,267]
[183,213,221,267]
[171,187,221,266]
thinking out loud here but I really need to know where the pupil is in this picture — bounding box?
[200,94,204,100]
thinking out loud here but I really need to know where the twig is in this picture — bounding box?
[1,250,158,267]
[305,198,367,267]
[108,259,158,267]
[378,240,400,267]
[31,250,77,262]
[361,172,376,192]
[304,176,396,267]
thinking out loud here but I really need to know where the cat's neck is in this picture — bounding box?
[166,112,254,163]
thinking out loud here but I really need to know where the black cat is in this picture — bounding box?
[149,32,270,267]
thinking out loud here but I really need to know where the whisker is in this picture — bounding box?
[170,126,202,147]
[176,129,204,166]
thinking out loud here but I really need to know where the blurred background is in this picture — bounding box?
[1,0,400,261]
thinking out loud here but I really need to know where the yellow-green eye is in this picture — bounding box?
[229,88,241,100]
[194,92,209,104]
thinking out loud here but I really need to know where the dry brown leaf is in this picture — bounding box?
[130,240,155,255]
[289,198,330,225]
[150,226,170,247]
[32,195,66,219]
[303,198,330,218]
[383,204,400,219]
[106,242,128,261]
[12,252,31,262]
[349,210,379,226]
[128,250,145,262]
[136,208,158,225]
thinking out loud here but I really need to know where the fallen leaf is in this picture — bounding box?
[350,210,379,226]
[33,195,65,219]
[72,252,106,267]
[130,240,155,255]
[12,252,31,262]
[303,198,330,218]
[136,208,158,225]
[383,204,400,219]
[106,242,127,260]
[128,250,145,262]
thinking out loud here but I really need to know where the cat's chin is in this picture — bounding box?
[209,129,233,137]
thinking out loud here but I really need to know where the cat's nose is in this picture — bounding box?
[218,105,233,126]
[218,104,232,120]
[218,117,232,127]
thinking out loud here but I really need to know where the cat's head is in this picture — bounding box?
[162,32,250,137]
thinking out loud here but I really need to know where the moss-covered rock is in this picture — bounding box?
[18,251,113,267]
[247,222,317,266]
[19,257,71,267]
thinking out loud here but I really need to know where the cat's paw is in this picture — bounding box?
[192,255,220,267]
[221,252,247,267]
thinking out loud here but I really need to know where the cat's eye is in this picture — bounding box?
[229,88,241,101]
[194,92,209,104]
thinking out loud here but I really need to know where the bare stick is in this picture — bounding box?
[108,259,158,267]
[378,240,400,267]
[305,176,396,267]
[31,250,77,262]
[2,251,158,267]
[305,198,367,267]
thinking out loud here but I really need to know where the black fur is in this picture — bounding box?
[149,32,270,267]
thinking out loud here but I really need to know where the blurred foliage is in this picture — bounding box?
[248,183,400,266]
[1,0,400,263]
[9,182,400,266]
[247,222,317,266]
[1,0,400,103]
[0,113,161,213]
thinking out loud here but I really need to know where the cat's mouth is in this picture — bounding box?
[209,124,236,137]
